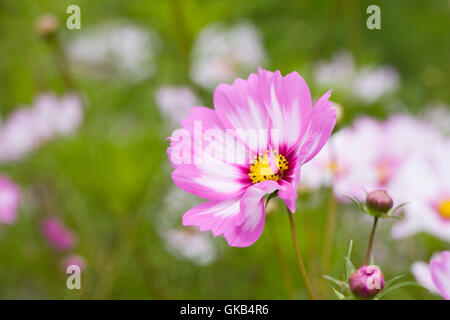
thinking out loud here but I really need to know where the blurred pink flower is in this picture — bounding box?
[0,93,83,163]
[41,217,76,252]
[62,254,86,271]
[0,175,21,224]
[301,115,442,201]
[168,69,336,247]
[412,251,450,300]
[391,139,450,240]
[155,86,200,126]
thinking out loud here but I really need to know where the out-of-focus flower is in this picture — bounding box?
[354,66,399,104]
[391,139,450,241]
[0,175,21,224]
[155,86,200,126]
[190,22,266,90]
[314,51,356,91]
[0,93,83,163]
[158,186,217,265]
[301,115,442,201]
[66,21,160,81]
[35,14,59,37]
[0,109,40,162]
[348,265,385,298]
[168,69,336,247]
[424,103,450,136]
[41,217,76,252]
[163,227,217,266]
[412,251,450,300]
[62,254,86,271]
[314,51,400,104]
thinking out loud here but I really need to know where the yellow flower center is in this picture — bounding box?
[438,199,450,220]
[249,150,288,184]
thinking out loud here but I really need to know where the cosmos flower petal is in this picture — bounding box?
[266,70,312,151]
[278,179,297,213]
[430,251,450,300]
[172,164,248,200]
[224,181,278,247]
[411,261,439,294]
[213,72,272,154]
[300,90,336,164]
[182,197,241,238]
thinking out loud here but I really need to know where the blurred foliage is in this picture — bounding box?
[0,0,448,299]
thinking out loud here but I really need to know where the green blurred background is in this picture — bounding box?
[0,0,448,299]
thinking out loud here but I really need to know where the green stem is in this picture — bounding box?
[364,217,378,265]
[321,191,338,275]
[286,206,316,300]
[267,215,296,300]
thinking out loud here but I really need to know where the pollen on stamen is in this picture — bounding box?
[248,150,288,184]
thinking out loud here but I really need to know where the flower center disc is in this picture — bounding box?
[438,199,450,220]
[249,150,288,184]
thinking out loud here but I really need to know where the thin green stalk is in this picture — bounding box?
[364,217,379,265]
[286,206,316,300]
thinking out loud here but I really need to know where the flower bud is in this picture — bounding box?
[36,14,59,38]
[366,190,393,213]
[348,265,385,298]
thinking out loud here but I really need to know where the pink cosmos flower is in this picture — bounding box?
[167,68,336,247]
[412,251,450,300]
[41,217,76,252]
[0,175,21,224]
[62,254,86,271]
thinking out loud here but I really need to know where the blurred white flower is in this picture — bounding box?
[313,51,356,91]
[313,50,400,104]
[163,228,217,266]
[190,22,266,89]
[155,86,199,126]
[0,93,83,163]
[66,21,160,81]
[354,66,400,104]
[157,186,218,265]
[424,103,450,136]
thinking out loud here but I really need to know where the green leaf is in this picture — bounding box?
[375,281,421,300]
[383,274,405,291]
[345,257,355,280]
[327,284,345,300]
[346,239,353,260]
[369,255,375,265]
[345,196,366,212]
[388,202,409,217]
[345,239,355,280]
[323,275,348,290]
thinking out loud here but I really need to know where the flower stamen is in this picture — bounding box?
[438,199,450,220]
[249,149,288,184]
